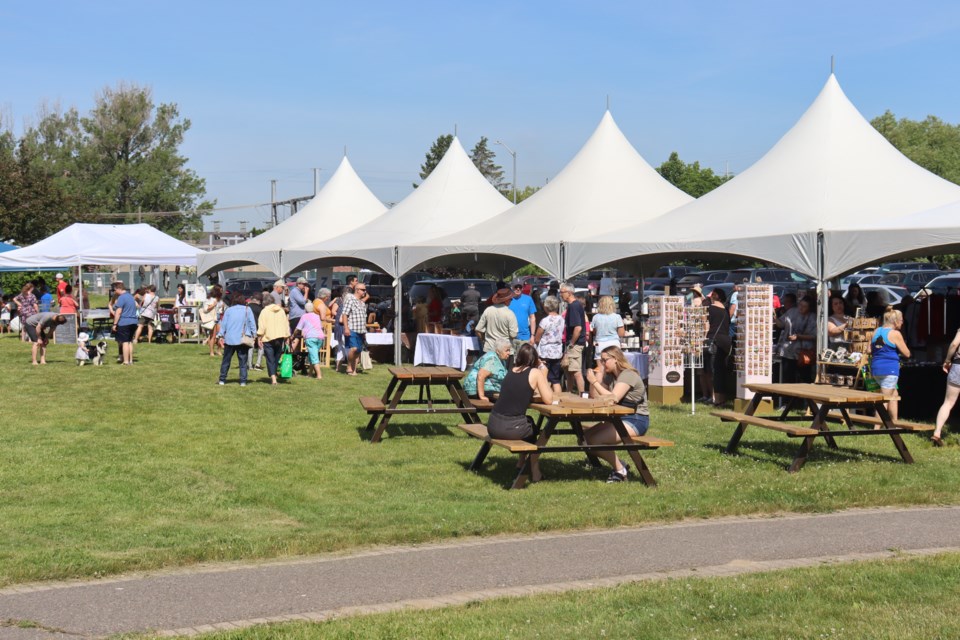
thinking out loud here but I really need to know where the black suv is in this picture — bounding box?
[674,270,730,295]
[642,265,699,291]
[877,262,941,273]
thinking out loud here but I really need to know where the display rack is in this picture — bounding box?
[733,284,774,403]
[648,295,685,403]
[683,304,708,413]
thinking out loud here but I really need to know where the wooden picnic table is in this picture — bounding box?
[712,382,932,472]
[460,394,673,489]
[359,366,481,444]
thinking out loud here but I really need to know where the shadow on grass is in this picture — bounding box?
[356,422,455,442]
[703,438,904,468]
[458,453,610,489]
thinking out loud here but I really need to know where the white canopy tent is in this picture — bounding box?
[196,156,387,276]
[401,111,694,279]
[283,136,513,277]
[0,223,204,268]
[0,223,205,313]
[824,198,960,277]
[568,74,960,279]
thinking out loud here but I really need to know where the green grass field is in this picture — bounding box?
[180,552,960,640]
[1,333,958,587]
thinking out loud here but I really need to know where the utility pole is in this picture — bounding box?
[270,179,278,228]
[137,206,142,223]
[495,140,518,204]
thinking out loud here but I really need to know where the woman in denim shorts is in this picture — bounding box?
[870,307,911,422]
[932,328,960,446]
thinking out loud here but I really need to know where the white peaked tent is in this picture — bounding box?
[0,223,204,268]
[824,198,960,277]
[570,74,960,278]
[283,136,512,277]
[197,157,387,276]
[401,111,694,278]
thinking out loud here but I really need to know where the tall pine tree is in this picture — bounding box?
[470,136,505,192]
[415,134,453,188]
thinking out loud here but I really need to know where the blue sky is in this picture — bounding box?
[2,1,960,231]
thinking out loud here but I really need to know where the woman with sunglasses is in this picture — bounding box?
[584,345,650,483]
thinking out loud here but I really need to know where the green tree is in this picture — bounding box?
[10,84,214,240]
[470,136,505,191]
[0,139,86,245]
[415,134,453,187]
[656,152,730,197]
[871,111,960,186]
[79,84,214,236]
[871,111,960,268]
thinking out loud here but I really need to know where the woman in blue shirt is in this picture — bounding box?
[216,292,258,386]
[871,306,911,422]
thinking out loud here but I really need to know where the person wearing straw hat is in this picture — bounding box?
[475,288,518,354]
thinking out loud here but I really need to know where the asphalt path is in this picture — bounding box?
[2,506,960,638]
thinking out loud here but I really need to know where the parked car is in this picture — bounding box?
[847,284,907,306]
[674,270,730,295]
[839,268,879,289]
[642,265,700,291]
[358,271,433,303]
[224,278,275,299]
[408,279,497,306]
[877,262,941,273]
[918,274,960,297]
[877,271,939,295]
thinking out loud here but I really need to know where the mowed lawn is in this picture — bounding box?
[1,333,959,587]
[183,552,960,640]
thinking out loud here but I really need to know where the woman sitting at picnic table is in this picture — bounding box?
[872,306,911,422]
[584,345,650,483]
[463,338,512,402]
[488,343,554,481]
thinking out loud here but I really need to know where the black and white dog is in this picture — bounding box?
[77,332,108,366]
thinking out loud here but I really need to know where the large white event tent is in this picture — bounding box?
[567,74,960,280]
[282,136,513,278]
[196,156,387,276]
[400,111,694,279]
[283,136,512,364]
[825,198,960,276]
[0,223,204,312]
[0,223,203,269]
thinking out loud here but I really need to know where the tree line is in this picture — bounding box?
[0,83,213,245]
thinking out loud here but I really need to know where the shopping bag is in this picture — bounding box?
[361,350,373,370]
[279,350,294,378]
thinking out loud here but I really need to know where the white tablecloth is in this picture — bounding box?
[414,333,481,370]
[625,351,649,379]
[365,332,394,346]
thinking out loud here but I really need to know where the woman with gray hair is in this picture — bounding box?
[534,295,564,394]
[313,287,332,322]
[463,337,512,402]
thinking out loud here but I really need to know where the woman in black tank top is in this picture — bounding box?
[488,344,555,480]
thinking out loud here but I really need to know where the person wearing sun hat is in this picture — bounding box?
[475,287,518,353]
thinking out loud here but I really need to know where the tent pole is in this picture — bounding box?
[77,262,83,315]
[816,230,828,362]
[393,247,402,366]
[559,241,566,282]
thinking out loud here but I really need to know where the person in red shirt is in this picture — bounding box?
[55,273,68,303]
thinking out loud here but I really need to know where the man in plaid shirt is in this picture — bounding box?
[340,283,368,375]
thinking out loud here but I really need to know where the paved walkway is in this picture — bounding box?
[3,506,960,638]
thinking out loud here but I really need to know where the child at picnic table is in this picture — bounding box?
[584,345,651,483]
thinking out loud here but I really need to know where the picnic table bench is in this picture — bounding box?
[360,366,485,443]
[461,395,673,489]
[713,383,919,472]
